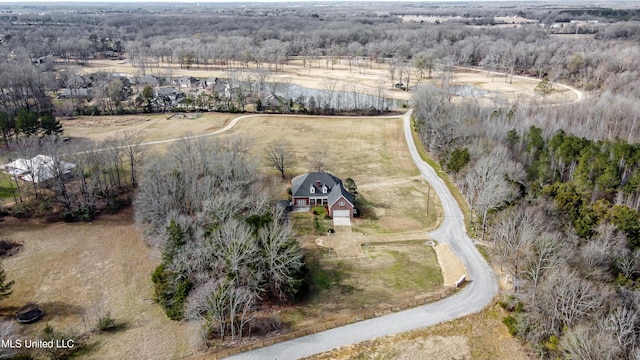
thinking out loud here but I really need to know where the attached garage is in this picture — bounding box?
[332,210,351,218]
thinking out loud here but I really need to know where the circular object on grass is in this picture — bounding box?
[16,304,44,324]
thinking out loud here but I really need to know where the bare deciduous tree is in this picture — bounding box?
[264,139,296,178]
[309,144,329,172]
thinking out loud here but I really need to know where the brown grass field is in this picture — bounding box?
[71,55,577,106]
[61,112,234,144]
[0,209,200,359]
[212,115,439,233]
[282,241,443,331]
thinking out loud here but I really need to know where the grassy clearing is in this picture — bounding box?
[65,112,441,236]
[0,173,17,200]
[306,303,529,360]
[284,241,443,329]
[221,116,438,234]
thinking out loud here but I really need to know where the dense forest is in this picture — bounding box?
[412,43,640,360]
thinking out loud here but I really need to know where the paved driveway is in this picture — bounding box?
[332,217,351,227]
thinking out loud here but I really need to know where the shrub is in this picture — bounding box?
[96,313,116,331]
[502,315,519,336]
[152,264,191,320]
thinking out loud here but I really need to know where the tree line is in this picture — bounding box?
[4,3,640,116]
[134,137,304,341]
[0,109,63,148]
[412,81,640,358]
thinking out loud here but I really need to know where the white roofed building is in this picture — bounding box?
[3,155,75,183]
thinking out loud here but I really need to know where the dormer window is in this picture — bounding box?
[322,185,328,193]
[310,185,315,193]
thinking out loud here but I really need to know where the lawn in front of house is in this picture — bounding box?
[282,240,443,330]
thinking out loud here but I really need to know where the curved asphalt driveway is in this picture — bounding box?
[227,109,498,359]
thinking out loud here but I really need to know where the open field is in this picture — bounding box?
[399,14,538,25]
[0,209,199,359]
[61,112,233,144]
[305,303,529,360]
[72,55,574,106]
[213,115,439,234]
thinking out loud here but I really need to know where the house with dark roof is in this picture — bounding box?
[174,76,200,89]
[291,172,354,218]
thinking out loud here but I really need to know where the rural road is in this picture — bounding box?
[226,109,498,360]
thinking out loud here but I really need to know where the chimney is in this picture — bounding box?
[316,180,321,187]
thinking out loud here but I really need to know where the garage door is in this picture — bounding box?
[333,210,351,218]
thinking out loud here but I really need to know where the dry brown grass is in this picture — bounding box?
[72,55,572,107]
[305,303,529,360]
[61,112,233,143]
[216,115,439,234]
[0,209,200,359]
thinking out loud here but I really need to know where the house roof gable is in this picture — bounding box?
[292,172,342,198]
[328,184,354,207]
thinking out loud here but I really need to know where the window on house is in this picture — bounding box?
[339,200,345,206]
[322,185,328,193]
[310,186,315,193]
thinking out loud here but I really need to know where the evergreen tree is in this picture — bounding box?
[39,113,64,137]
[0,262,14,301]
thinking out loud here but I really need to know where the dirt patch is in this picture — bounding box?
[0,239,23,258]
[0,209,199,359]
[378,216,422,233]
[434,243,467,287]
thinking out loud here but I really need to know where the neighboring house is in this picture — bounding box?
[58,88,91,99]
[3,155,76,183]
[203,77,219,89]
[174,76,200,89]
[139,75,160,87]
[291,172,354,218]
[154,87,183,101]
[153,87,185,109]
[263,93,283,111]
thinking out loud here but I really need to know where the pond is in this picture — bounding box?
[269,83,403,110]
[447,85,496,99]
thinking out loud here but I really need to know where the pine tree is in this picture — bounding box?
[39,113,64,137]
[0,262,14,301]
